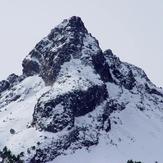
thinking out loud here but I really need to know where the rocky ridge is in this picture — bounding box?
[0,16,163,163]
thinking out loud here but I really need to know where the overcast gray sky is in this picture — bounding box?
[0,0,163,86]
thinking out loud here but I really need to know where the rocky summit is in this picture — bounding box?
[0,16,163,163]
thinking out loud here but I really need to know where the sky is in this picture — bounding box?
[0,0,163,86]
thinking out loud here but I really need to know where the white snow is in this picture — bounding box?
[0,76,50,155]
[0,73,163,163]
[38,58,104,104]
[51,82,163,163]
[53,109,163,163]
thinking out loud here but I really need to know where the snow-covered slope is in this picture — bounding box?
[0,16,163,163]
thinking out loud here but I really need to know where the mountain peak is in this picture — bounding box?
[1,17,163,163]
[22,16,100,85]
[56,16,88,33]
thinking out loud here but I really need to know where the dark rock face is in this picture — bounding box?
[104,50,136,90]
[32,83,109,161]
[0,73,24,95]
[22,16,90,85]
[33,84,108,133]
[33,100,74,133]
[7,73,25,86]
[66,84,108,117]
[0,80,10,94]
[92,52,113,82]
[0,74,27,109]
[105,99,125,113]
[113,68,136,90]
[145,84,163,97]
[7,73,19,84]
[22,59,40,76]
[101,99,125,132]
